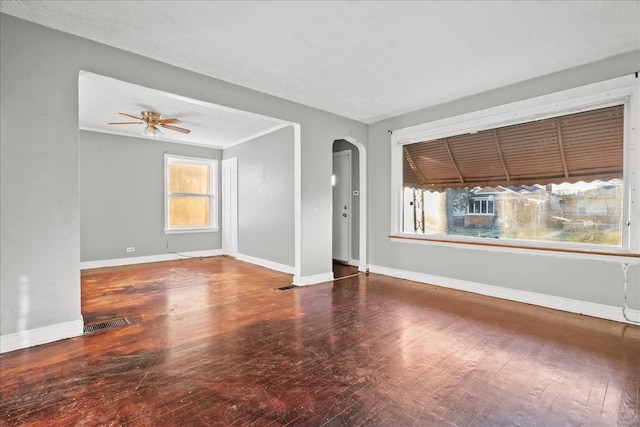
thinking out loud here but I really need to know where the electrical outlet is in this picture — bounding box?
[126,247,135,253]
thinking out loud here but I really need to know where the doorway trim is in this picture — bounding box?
[221,157,238,257]
[332,149,352,264]
[337,137,367,272]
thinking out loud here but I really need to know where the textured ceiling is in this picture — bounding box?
[2,1,640,127]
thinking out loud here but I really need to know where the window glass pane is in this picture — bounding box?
[400,104,625,248]
[402,180,623,246]
[169,196,210,227]
[169,163,210,194]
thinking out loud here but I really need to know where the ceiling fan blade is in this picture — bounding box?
[160,124,191,134]
[158,118,181,124]
[118,112,144,121]
[108,121,143,125]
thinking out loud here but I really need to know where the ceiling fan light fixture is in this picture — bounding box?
[144,124,160,137]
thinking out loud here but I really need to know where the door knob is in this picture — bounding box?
[343,213,348,217]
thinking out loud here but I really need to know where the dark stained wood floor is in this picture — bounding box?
[1,256,639,426]
[333,261,359,280]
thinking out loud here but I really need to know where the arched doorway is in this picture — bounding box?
[332,138,367,278]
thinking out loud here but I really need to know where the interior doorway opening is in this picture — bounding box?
[332,138,366,279]
[332,149,351,264]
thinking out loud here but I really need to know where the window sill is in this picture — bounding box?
[164,227,219,234]
[389,234,640,264]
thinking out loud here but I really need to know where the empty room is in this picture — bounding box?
[1,1,639,426]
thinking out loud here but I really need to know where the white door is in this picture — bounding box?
[332,151,351,263]
[222,157,238,256]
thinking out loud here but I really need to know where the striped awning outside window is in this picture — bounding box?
[403,105,624,190]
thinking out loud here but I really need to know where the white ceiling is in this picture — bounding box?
[2,1,640,145]
[78,71,288,148]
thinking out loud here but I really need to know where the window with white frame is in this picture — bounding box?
[164,154,218,233]
[468,197,495,215]
[392,75,639,253]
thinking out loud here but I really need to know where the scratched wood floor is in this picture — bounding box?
[1,257,638,426]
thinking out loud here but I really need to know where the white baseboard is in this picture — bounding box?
[236,253,295,275]
[369,264,640,325]
[351,259,370,273]
[80,249,224,270]
[1,318,84,354]
[294,272,334,286]
[348,258,370,272]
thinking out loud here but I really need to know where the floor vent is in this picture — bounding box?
[83,317,130,334]
[277,285,298,291]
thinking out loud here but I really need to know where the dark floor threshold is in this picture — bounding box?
[333,272,363,281]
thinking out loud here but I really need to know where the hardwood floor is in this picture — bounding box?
[1,256,638,426]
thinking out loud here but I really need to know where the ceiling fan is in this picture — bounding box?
[108,111,191,136]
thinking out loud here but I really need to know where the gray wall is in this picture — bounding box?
[333,139,359,261]
[1,15,82,334]
[367,51,640,311]
[224,126,295,267]
[0,14,367,339]
[80,131,221,262]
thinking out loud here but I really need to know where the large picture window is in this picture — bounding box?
[392,75,639,254]
[165,154,218,233]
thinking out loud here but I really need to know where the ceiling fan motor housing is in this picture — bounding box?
[141,111,161,125]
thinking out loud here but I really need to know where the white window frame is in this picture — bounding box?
[390,74,640,255]
[468,198,495,215]
[164,153,218,234]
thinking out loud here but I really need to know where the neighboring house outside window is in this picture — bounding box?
[465,191,496,229]
[164,154,218,233]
